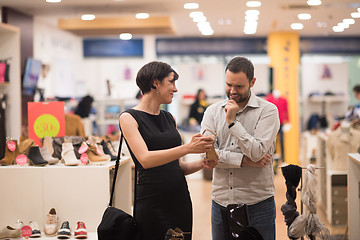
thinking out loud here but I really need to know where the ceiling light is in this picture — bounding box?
[316,21,327,28]
[225,19,232,25]
[218,19,224,25]
[343,18,355,24]
[332,26,344,32]
[291,23,304,30]
[46,0,61,2]
[184,3,199,9]
[351,12,360,18]
[307,0,322,6]
[189,11,204,18]
[245,9,260,16]
[193,15,207,22]
[298,13,311,20]
[337,22,349,29]
[245,15,259,21]
[246,1,261,7]
[136,13,149,19]
[244,28,257,34]
[201,29,214,36]
[119,33,132,40]
[81,14,95,21]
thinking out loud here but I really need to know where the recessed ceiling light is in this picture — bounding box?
[351,12,360,18]
[337,22,349,29]
[119,33,132,40]
[81,14,95,21]
[225,19,232,25]
[184,3,199,9]
[307,0,322,6]
[245,9,260,16]
[245,15,259,21]
[332,26,344,32]
[343,18,355,24]
[46,0,61,2]
[246,1,261,7]
[136,13,149,19]
[193,15,207,23]
[291,23,303,30]
[189,11,204,18]
[298,13,311,20]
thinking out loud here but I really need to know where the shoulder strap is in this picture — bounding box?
[109,133,124,207]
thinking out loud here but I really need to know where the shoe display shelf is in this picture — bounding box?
[347,153,360,239]
[0,23,22,140]
[0,157,132,236]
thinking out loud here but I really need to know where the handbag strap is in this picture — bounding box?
[109,133,124,207]
[108,132,138,216]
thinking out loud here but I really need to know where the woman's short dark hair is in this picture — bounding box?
[136,61,179,94]
[225,57,254,82]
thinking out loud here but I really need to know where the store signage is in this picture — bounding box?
[28,101,65,146]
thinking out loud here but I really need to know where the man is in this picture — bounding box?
[201,57,280,240]
[346,85,360,121]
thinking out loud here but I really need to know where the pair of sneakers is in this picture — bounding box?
[58,221,87,239]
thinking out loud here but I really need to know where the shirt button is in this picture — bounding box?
[230,187,233,189]
[230,172,232,175]
[231,143,234,145]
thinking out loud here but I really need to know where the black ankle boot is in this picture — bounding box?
[27,146,49,166]
[101,140,116,160]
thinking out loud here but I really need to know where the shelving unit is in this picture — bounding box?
[347,153,360,239]
[316,132,348,226]
[0,22,21,140]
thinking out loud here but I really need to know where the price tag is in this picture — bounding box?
[21,225,32,239]
[7,140,16,152]
[78,142,89,154]
[16,154,28,166]
[80,153,89,165]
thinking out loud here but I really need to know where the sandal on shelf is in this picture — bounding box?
[201,129,219,162]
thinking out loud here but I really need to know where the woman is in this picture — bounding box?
[189,88,208,128]
[119,61,217,239]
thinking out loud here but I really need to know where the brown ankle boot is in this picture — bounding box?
[86,144,110,166]
[18,138,35,155]
[0,139,19,165]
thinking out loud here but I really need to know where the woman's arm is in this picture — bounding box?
[119,112,214,169]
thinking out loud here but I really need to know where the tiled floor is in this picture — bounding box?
[188,169,347,240]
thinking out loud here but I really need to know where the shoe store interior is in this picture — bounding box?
[0,0,360,240]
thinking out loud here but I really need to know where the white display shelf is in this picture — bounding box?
[348,153,360,240]
[0,157,132,232]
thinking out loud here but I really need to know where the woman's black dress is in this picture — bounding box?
[124,109,193,240]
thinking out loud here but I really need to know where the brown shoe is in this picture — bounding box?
[86,144,110,166]
[18,138,35,155]
[0,139,19,165]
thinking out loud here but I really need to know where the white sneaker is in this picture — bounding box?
[0,226,21,239]
[44,208,58,236]
[29,221,41,238]
[14,220,24,230]
[61,142,80,166]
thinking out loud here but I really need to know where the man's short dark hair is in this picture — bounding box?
[225,57,254,81]
[136,61,179,94]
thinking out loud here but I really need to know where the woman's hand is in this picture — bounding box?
[187,133,214,154]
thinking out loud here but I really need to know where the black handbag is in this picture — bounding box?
[97,133,141,240]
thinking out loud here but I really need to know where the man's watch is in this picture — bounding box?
[228,120,236,129]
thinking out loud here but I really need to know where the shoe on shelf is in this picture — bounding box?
[86,143,110,166]
[29,221,41,238]
[57,221,71,239]
[42,136,54,156]
[44,208,58,236]
[27,146,49,166]
[0,139,19,166]
[61,142,80,166]
[40,146,59,165]
[14,220,24,230]
[74,221,87,239]
[0,226,22,239]
[101,140,116,160]
[18,138,35,155]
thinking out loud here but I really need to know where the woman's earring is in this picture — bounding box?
[156,90,160,96]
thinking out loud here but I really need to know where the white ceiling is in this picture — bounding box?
[1,0,360,38]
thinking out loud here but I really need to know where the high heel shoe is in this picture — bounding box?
[40,146,59,165]
[61,142,79,166]
[86,143,110,166]
[202,129,219,161]
[100,140,116,160]
[0,138,19,165]
[27,146,49,166]
[18,138,35,155]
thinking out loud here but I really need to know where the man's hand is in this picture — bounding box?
[224,100,240,124]
[241,154,272,168]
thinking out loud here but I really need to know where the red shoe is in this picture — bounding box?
[74,222,87,239]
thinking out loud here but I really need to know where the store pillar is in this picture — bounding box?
[267,32,300,165]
